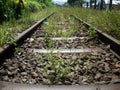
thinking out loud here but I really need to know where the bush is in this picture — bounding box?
[0,0,24,21]
[25,0,42,12]
[0,0,5,22]
[0,0,53,22]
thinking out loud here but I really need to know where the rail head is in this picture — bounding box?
[16,12,55,45]
[0,81,120,90]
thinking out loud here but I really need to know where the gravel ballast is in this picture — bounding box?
[0,14,120,85]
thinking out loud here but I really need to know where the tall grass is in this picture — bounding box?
[0,23,14,46]
[73,8,120,40]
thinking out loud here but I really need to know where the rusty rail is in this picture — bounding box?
[72,15,120,59]
[0,12,55,61]
[0,81,120,90]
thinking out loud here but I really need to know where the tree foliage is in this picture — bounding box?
[0,0,53,22]
[68,0,76,5]
[67,0,84,6]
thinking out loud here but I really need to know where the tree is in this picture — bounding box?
[0,0,53,22]
[68,0,76,5]
[68,0,84,6]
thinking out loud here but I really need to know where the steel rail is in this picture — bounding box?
[71,15,120,59]
[0,12,55,61]
[0,81,120,90]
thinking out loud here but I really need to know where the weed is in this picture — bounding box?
[39,53,71,84]
[88,27,97,38]
[82,61,90,74]
[42,11,81,37]
[0,27,14,46]
[61,38,68,43]
[44,34,54,49]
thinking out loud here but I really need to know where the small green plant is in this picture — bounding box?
[61,38,68,43]
[0,27,14,46]
[82,61,90,74]
[39,53,71,84]
[44,34,54,49]
[88,27,97,37]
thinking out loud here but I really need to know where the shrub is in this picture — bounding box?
[24,0,42,12]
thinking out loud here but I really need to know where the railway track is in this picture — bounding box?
[0,12,120,89]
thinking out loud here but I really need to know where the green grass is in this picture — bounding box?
[44,34,55,49]
[0,22,14,46]
[41,8,81,37]
[74,8,120,40]
[87,27,97,38]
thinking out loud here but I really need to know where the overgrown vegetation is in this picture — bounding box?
[0,6,120,46]
[0,0,53,46]
[39,53,92,84]
[39,53,71,84]
[0,0,53,22]
[42,10,80,37]
[44,34,55,49]
[87,27,97,38]
[0,26,14,46]
[67,0,84,6]
[0,8,53,47]
[74,8,120,40]
[42,7,120,40]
